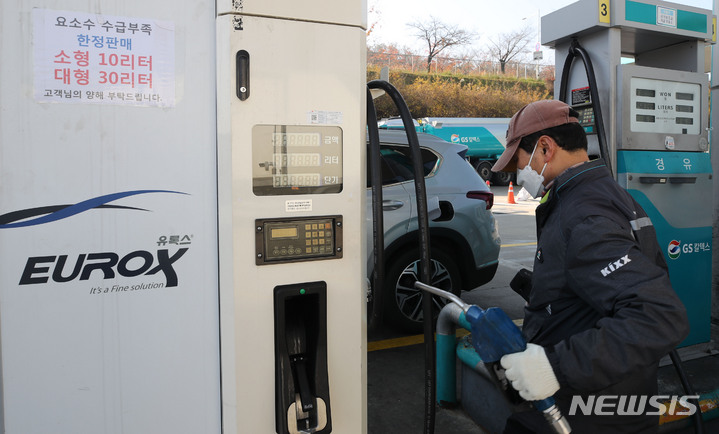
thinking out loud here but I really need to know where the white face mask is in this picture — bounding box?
[516,140,547,198]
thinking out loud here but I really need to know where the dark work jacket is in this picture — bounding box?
[522,158,689,433]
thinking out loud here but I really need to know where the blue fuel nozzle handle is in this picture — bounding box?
[465,306,571,433]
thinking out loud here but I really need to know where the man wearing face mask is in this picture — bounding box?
[490,100,689,433]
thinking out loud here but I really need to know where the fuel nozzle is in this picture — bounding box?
[415,281,572,434]
[540,401,572,434]
[286,312,317,428]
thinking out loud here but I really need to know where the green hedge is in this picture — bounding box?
[367,67,551,119]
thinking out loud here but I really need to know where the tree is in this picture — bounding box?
[407,16,474,73]
[486,26,534,74]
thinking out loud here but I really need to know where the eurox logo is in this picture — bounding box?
[570,395,699,417]
[20,248,188,288]
[1,190,190,288]
[0,190,186,229]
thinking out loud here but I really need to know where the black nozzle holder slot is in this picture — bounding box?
[274,281,332,434]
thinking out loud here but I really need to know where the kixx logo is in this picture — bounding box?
[600,255,631,277]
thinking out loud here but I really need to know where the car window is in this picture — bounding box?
[367,145,440,187]
[366,145,439,187]
[381,148,414,184]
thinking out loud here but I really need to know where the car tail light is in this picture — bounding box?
[466,191,493,210]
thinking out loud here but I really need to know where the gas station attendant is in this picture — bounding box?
[491,100,690,433]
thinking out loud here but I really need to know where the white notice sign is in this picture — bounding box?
[33,9,175,107]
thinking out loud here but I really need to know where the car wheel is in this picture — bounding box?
[383,247,462,332]
[491,170,515,186]
[474,160,493,182]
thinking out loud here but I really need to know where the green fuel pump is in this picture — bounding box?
[543,0,714,348]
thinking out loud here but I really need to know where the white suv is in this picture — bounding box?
[367,130,501,331]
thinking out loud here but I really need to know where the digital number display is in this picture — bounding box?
[636,88,656,97]
[271,227,299,239]
[676,92,694,101]
[629,77,701,136]
[253,125,343,195]
[676,105,693,113]
[272,132,321,147]
[273,174,321,188]
[273,153,321,167]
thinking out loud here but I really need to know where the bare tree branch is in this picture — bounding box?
[486,26,534,74]
[407,16,474,73]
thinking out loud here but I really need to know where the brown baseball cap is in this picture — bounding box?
[491,100,580,172]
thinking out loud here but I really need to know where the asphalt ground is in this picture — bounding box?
[367,185,719,434]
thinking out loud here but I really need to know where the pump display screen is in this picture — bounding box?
[630,77,701,135]
[256,216,343,265]
[272,132,321,147]
[270,227,299,239]
[253,125,343,196]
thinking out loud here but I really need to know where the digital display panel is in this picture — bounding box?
[272,132,321,147]
[272,173,321,187]
[252,125,343,195]
[273,153,321,167]
[256,216,343,265]
[676,105,693,113]
[676,117,694,125]
[630,77,701,135]
[676,92,694,101]
[271,227,298,239]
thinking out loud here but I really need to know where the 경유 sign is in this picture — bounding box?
[33,8,175,107]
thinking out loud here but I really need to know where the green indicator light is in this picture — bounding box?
[300,289,306,295]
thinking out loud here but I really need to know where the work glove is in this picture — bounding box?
[500,343,560,401]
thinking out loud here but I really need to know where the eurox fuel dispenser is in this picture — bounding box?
[542,0,714,347]
[0,0,367,433]
[217,2,367,434]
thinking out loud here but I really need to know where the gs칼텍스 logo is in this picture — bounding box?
[667,240,681,260]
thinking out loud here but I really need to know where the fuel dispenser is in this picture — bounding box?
[543,0,714,347]
[216,2,367,433]
[0,0,367,433]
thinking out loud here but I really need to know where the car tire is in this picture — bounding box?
[474,160,493,182]
[491,170,515,186]
[383,247,462,333]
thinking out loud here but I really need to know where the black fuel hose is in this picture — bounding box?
[366,87,385,331]
[669,349,705,434]
[367,79,436,434]
[558,38,612,176]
